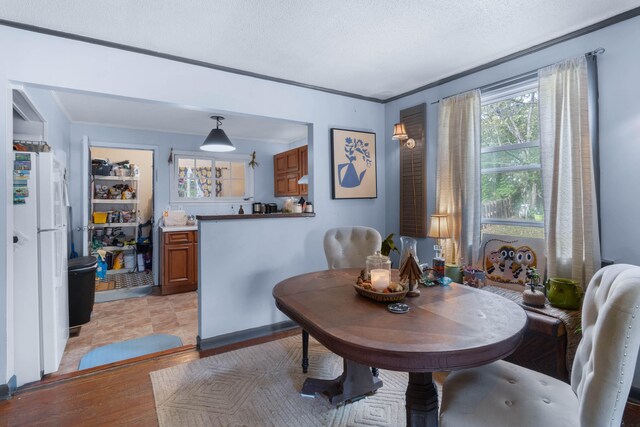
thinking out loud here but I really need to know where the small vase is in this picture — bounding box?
[399,236,418,268]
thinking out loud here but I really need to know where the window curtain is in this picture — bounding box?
[539,56,601,288]
[436,89,481,265]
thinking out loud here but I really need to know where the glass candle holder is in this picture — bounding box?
[365,251,391,280]
[370,269,391,291]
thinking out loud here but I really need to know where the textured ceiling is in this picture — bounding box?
[52,90,308,144]
[2,1,640,100]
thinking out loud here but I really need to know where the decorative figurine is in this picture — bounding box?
[400,254,422,297]
[249,151,259,169]
[522,267,545,306]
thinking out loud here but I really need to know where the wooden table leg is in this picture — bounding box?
[301,358,383,405]
[405,372,438,427]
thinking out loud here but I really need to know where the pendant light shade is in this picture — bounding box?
[200,116,235,152]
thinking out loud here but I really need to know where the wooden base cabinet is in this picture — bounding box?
[160,230,198,295]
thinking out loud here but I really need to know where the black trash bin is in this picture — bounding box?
[68,256,98,327]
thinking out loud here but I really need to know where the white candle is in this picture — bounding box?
[371,269,390,291]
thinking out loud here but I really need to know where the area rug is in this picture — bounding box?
[151,335,444,426]
[79,334,183,370]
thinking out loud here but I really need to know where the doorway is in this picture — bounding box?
[56,145,197,376]
[89,147,154,300]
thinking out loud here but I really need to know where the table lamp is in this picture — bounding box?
[427,214,451,278]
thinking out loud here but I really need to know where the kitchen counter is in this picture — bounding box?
[159,224,198,232]
[196,212,315,221]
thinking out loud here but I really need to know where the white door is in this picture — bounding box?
[39,228,69,374]
[38,150,70,374]
[13,152,43,386]
[82,136,90,255]
[37,152,56,230]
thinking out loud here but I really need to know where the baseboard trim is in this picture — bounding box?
[198,320,298,351]
[0,375,17,400]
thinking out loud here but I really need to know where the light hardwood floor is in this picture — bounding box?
[57,291,198,375]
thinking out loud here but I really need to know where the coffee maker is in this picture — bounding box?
[252,202,264,214]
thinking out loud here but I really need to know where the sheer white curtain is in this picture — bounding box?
[436,90,481,265]
[539,56,601,288]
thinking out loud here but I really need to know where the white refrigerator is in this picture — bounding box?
[13,151,69,386]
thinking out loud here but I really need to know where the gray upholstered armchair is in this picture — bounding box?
[439,264,640,427]
[300,226,382,373]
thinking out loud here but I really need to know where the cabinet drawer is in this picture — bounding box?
[166,231,192,244]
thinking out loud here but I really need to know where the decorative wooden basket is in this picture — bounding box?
[353,283,408,303]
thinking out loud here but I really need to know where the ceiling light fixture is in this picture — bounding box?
[200,116,235,152]
[392,122,415,149]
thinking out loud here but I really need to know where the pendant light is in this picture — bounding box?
[200,116,235,152]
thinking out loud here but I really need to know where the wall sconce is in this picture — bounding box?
[392,122,416,149]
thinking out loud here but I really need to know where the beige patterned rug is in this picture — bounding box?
[151,335,443,426]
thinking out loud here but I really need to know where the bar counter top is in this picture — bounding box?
[196,212,316,221]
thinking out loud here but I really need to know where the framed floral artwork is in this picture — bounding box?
[330,128,377,199]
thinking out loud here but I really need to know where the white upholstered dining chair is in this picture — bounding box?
[323,226,383,270]
[439,264,640,427]
[300,226,382,373]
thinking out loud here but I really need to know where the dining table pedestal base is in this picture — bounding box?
[301,359,383,406]
[406,372,439,427]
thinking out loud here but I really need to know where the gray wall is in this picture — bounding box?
[384,14,640,268]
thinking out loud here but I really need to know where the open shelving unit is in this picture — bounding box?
[91,175,140,275]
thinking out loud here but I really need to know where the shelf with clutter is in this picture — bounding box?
[90,158,143,279]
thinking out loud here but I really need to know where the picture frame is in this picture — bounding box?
[330,128,377,199]
[479,234,546,291]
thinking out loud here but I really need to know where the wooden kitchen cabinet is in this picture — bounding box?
[275,173,300,196]
[275,149,299,174]
[160,230,198,295]
[298,145,308,196]
[274,145,308,197]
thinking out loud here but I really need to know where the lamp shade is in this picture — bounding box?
[427,214,451,239]
[297,174,308,185]
[200,116,236,152]
[392,122,408,140]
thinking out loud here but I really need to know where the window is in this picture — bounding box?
[214,160,246,198]
[177,157,213,200]
[480,79,544,239]
[171,152,253,203]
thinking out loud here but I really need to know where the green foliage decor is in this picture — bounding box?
[381,233,399,257]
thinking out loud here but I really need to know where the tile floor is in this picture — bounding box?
[55,290,198,375]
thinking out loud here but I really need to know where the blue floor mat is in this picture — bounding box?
[79,334,183,370]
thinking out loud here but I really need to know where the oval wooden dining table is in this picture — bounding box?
[273,268,528,427]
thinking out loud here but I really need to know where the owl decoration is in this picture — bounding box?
[482,236,544,288]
